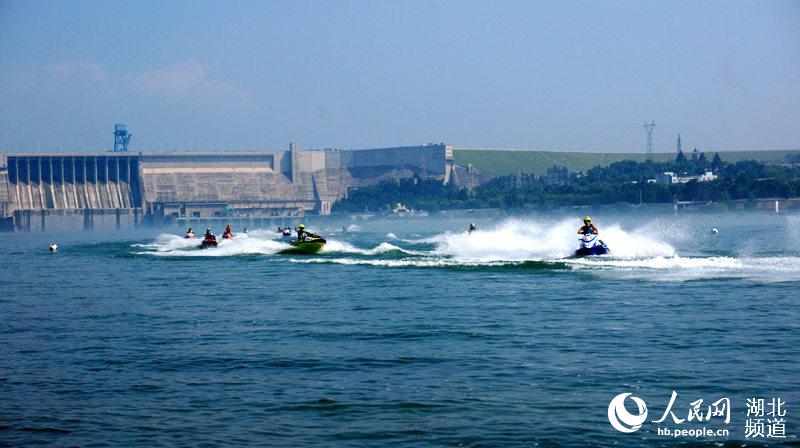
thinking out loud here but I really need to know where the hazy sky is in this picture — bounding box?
[1,0,798,152]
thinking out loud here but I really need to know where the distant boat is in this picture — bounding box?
[388,202,428,218]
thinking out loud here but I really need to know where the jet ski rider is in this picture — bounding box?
[577,216,599,235]
[185,227,195,238]
[468,222,477,233]
[296,224,311,242]
[204,228,215,241]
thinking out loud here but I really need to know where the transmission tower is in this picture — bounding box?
[643,121,656,160]
[113,124,132,152]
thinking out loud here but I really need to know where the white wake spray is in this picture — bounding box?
[569,255,800,283]
[130,219,800,282]
[322,239,424,256]
[434,218,676,262]
[135,233,291,256]
[136,233,420,258]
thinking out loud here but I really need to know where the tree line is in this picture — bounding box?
[332,153,800,212]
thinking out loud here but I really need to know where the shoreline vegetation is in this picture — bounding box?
[333,153,800,214]
[452,148,800,176]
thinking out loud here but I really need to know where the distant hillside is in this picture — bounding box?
[453,148,800,176]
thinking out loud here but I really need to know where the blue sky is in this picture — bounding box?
[1,0,798,152]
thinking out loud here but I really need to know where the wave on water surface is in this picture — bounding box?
[569,255,800,282]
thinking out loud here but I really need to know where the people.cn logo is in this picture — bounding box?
[608,393,648,433]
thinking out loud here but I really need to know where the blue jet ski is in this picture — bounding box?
[575,234,609,257]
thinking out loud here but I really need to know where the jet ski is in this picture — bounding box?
[280,236,326,254]
[200,235,218,249]
[575,234,609,257]
[185,232,196,239]
[222,232,234,240]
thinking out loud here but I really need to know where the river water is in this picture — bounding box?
[1,212,799,446]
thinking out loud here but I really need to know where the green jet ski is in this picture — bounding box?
[281,236,327,254]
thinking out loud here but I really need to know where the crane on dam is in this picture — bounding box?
[113,124,132,152]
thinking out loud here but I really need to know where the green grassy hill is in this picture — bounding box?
[453,148,800,176]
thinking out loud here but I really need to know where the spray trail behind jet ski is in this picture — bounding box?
[126,217,800,282]
[134,233,291,256]
[435,219,676,262]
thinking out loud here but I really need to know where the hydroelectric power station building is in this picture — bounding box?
[0,144,453,231]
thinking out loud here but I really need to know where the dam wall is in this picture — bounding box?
[328,144,452,179]
[0,154,144,231]
[0,156,9,217]
[0,156,10,230]
[141,151,329,220]
[0,143,451,231]
[12,209,143,232]
[4,154,142,210]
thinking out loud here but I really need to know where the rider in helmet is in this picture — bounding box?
[577,216,598,235]
[296,224,310,242]
[185,227,195,238]
[468,222,477,233]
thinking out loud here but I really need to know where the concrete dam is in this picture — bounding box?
[0,144,453,231]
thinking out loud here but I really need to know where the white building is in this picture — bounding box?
[656,170,717,185]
